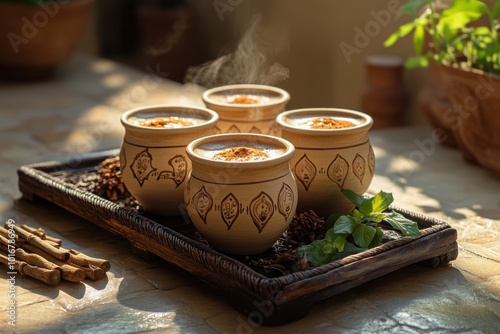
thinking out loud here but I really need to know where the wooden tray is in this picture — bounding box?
[17,149,458,325]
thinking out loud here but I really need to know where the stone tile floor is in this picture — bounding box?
[0,53,499,333]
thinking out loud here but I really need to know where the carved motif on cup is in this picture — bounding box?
[368,146,375,175]
[249,192,274,233]
[193,186,213,224]
[220,193,240,230]
[294,154,317,191]
[278,183,294,220]
[327,154,349,188]
[249,126,262,134]
[184,182,191,206]
[352,154,366,184]
[267,122,280,136]
[157,155,187,187]
[120,148,127,172]
[130,149,157,187]
[226,124,241,133]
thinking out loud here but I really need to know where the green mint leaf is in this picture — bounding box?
[384,21,416,47]
[352,209,363,219]
[361,213,386,224]
[341,189,364,207]
[298,240,337,266]
[400,0,430,17]
[326,213,343,230]
[405,55,430,68]
[368,227,384,248]
[353,224,377,248]
[332,233,347,252]
[370,191,394,213]
[359,190,393,216]
[333,215,357,235]
[383,211,422,237]
[493,1,500,17]
[413,23,425,55]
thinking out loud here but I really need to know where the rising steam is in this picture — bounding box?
[184,15,289,88]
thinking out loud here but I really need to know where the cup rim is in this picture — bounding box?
[186,133,295,167]
[121,104,219,132]
[201,84,290,109]
[276,108,373,134]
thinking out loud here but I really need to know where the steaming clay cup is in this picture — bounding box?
[202,84,290,136]
[184,133,298,255]
[276,108,375,218]
[120,105,218,216]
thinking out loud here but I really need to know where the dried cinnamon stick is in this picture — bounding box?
[15,248,61,272]
[7,224,69,261]
[0,251,60,286]
[0,226,18,244]
[20,224,62,247]
[21,243,85,283]
[68,249,111,272]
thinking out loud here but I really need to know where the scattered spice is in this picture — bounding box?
[136,116,199,128]
[229,95,260,104]
[213,146,269,161]
[69,157,140,209]
[307,117,355,129]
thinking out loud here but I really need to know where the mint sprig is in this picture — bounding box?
[298,189,422,266]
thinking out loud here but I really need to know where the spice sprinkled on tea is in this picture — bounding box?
[228,95,261,104]
[307,117,355,129]
[133,116,201,128]
[213,146,269,161]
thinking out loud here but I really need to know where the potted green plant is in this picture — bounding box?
[0,0,94,80]
[385,0,500,173]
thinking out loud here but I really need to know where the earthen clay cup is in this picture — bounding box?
[120,105,218,216]
[184,133,297,255]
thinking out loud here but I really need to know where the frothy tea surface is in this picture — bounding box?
[287,116,358,129]
[129,115,206,128]
[195,141,286,162]
[209,93,280,105]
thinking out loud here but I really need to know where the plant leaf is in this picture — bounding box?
[414,23,426,55]
[370,191,394,213]
[298,239,336,265]
[493,1,500,17]
[368,227,384,248]
[401,0,430,17]
[325,212,343,230]
[333,215,357,235]
[384,21,416,47]
[383,211,422,237]
[353,223,377,248]
[341,189,364,207]
[439,0,488,42]
[405,55,430,68]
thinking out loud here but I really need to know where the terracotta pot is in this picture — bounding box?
[276,108,374,218]
[439,64,500,173]
[418,61,458,147]
[120,105,219,216]
[0,0,94,80]
[184,133,297,255]
[202,84,290,136]
[361,55,408,128]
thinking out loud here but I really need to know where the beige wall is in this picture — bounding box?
[191,0,429,124]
